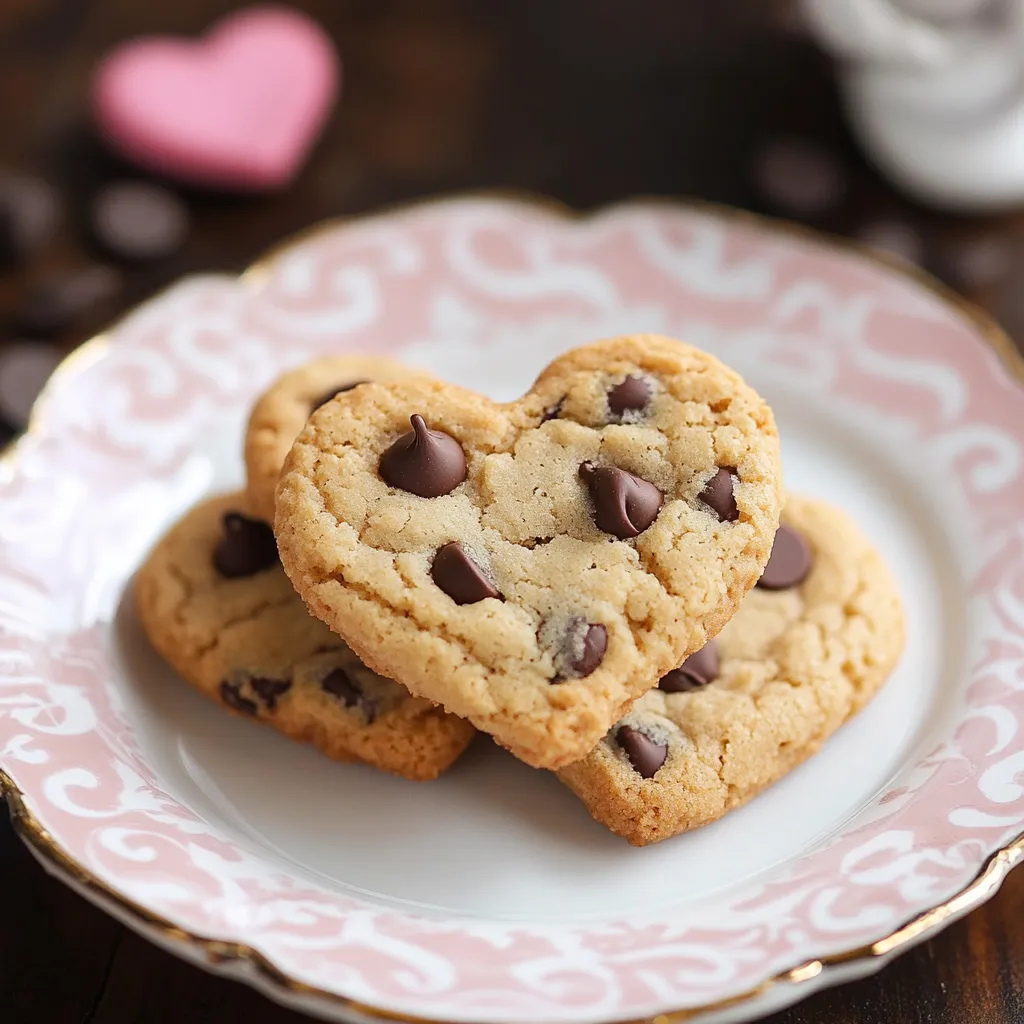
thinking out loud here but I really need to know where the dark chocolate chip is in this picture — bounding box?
[607,375,651,418]
[617,724,668,779]
[659,641,720,692]
[213,512,278,578]
[91,181,189,262]
[553,618,607,680]
[0,175,59,267]
[431,542,500,604]
[698,467,739,523]
[757,524,813,590]
[14,265,121,337]
[753,138,846,217]
[579,462,663,538]
[321,667,376,722]
[0,342,62,428]
[541,396,565,422]
[311,379,369,412]
[321,667,362,706]
[249,676,291,711]
[219,680,258,716]
[856,221,923,265]
[574,622,607,676]
[379,414,466,497]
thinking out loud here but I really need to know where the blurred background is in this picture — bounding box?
[0,0,1021,443]
[2,2,1024,1022]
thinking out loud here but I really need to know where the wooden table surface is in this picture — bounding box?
[3,2,1024,1022]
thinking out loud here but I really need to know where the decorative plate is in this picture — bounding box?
[3,195,1024,1024]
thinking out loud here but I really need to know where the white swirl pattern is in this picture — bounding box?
[1,198,1024,1022]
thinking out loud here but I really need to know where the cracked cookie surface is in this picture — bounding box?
[275,334,783,769]
[135,492,475,781]
[558,495,905,845]
[244,355,429,522]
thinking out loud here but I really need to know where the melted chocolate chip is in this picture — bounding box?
[757,524,813,590]
[698,468,739,523]
[219,680,258,715]
[249,676,291,711]
[607,375,651,418]
[431,542,500,604]
[213,512,279,579]
[379,414,466,497]
[321,668,376,722]
[617,724,668,778]
[541,396,565,422]
[322,667,362,705]
[579,462,663,538]
[311,379,368,413]
[659,641,720,692]
[553,618,607,680]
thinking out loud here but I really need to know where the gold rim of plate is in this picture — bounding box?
[2,190,1024,1024]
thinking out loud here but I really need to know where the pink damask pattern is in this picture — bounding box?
[2,198,1024,1023]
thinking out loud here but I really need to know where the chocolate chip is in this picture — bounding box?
[322,667,362,706]
[579,462,663,538]
[0,342,62,428]
[213,512,278,578]
[91,181,189,262]
[0,175,59,267]
[659,641,719,692]
[617,724,667,779]
[249,676,291,711]
[753,138,846,217]
[311,379,368,413]
[14,265,121,337]
[321,667,377,722]
[219,680,258,716]
[553,618,607,680]
[855,221,923,265]
[431,542,500,604]
[757,524,813,590]
[379,414,466,497]
[698,467,739,523]
[942,235,1012,289]
[541,396,565,422]
[607,375,651,418]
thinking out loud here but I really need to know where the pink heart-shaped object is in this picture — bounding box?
[92,6,340,191]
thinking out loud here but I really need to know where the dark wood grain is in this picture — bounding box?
[2,2,1023,1023]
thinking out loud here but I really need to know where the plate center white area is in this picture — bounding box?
[114,350,960,922]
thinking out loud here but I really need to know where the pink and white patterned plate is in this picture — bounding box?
[3,196,1024,1024]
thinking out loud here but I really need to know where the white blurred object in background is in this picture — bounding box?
[802,0,1024,210]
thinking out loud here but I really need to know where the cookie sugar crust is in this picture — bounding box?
[275,334,784,769]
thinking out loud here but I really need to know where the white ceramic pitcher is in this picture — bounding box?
[802,0,1024,210]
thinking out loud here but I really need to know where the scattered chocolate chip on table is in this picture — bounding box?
[90,180,189,262]
[0,173,59,267]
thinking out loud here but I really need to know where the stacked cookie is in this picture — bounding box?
[137,334,904,845]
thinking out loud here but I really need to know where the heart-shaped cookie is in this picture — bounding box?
[136,492,475,781]
[559,495,904,843]
[245,355,431,522]
[275,335,783,769]
[91,7,339,191]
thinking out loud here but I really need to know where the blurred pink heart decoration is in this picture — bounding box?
[91,6,340,191]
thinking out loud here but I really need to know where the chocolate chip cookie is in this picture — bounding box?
[558,495,904,844]
[275,334,784,770]
[244,355,428,522]
[135,492,475,781]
